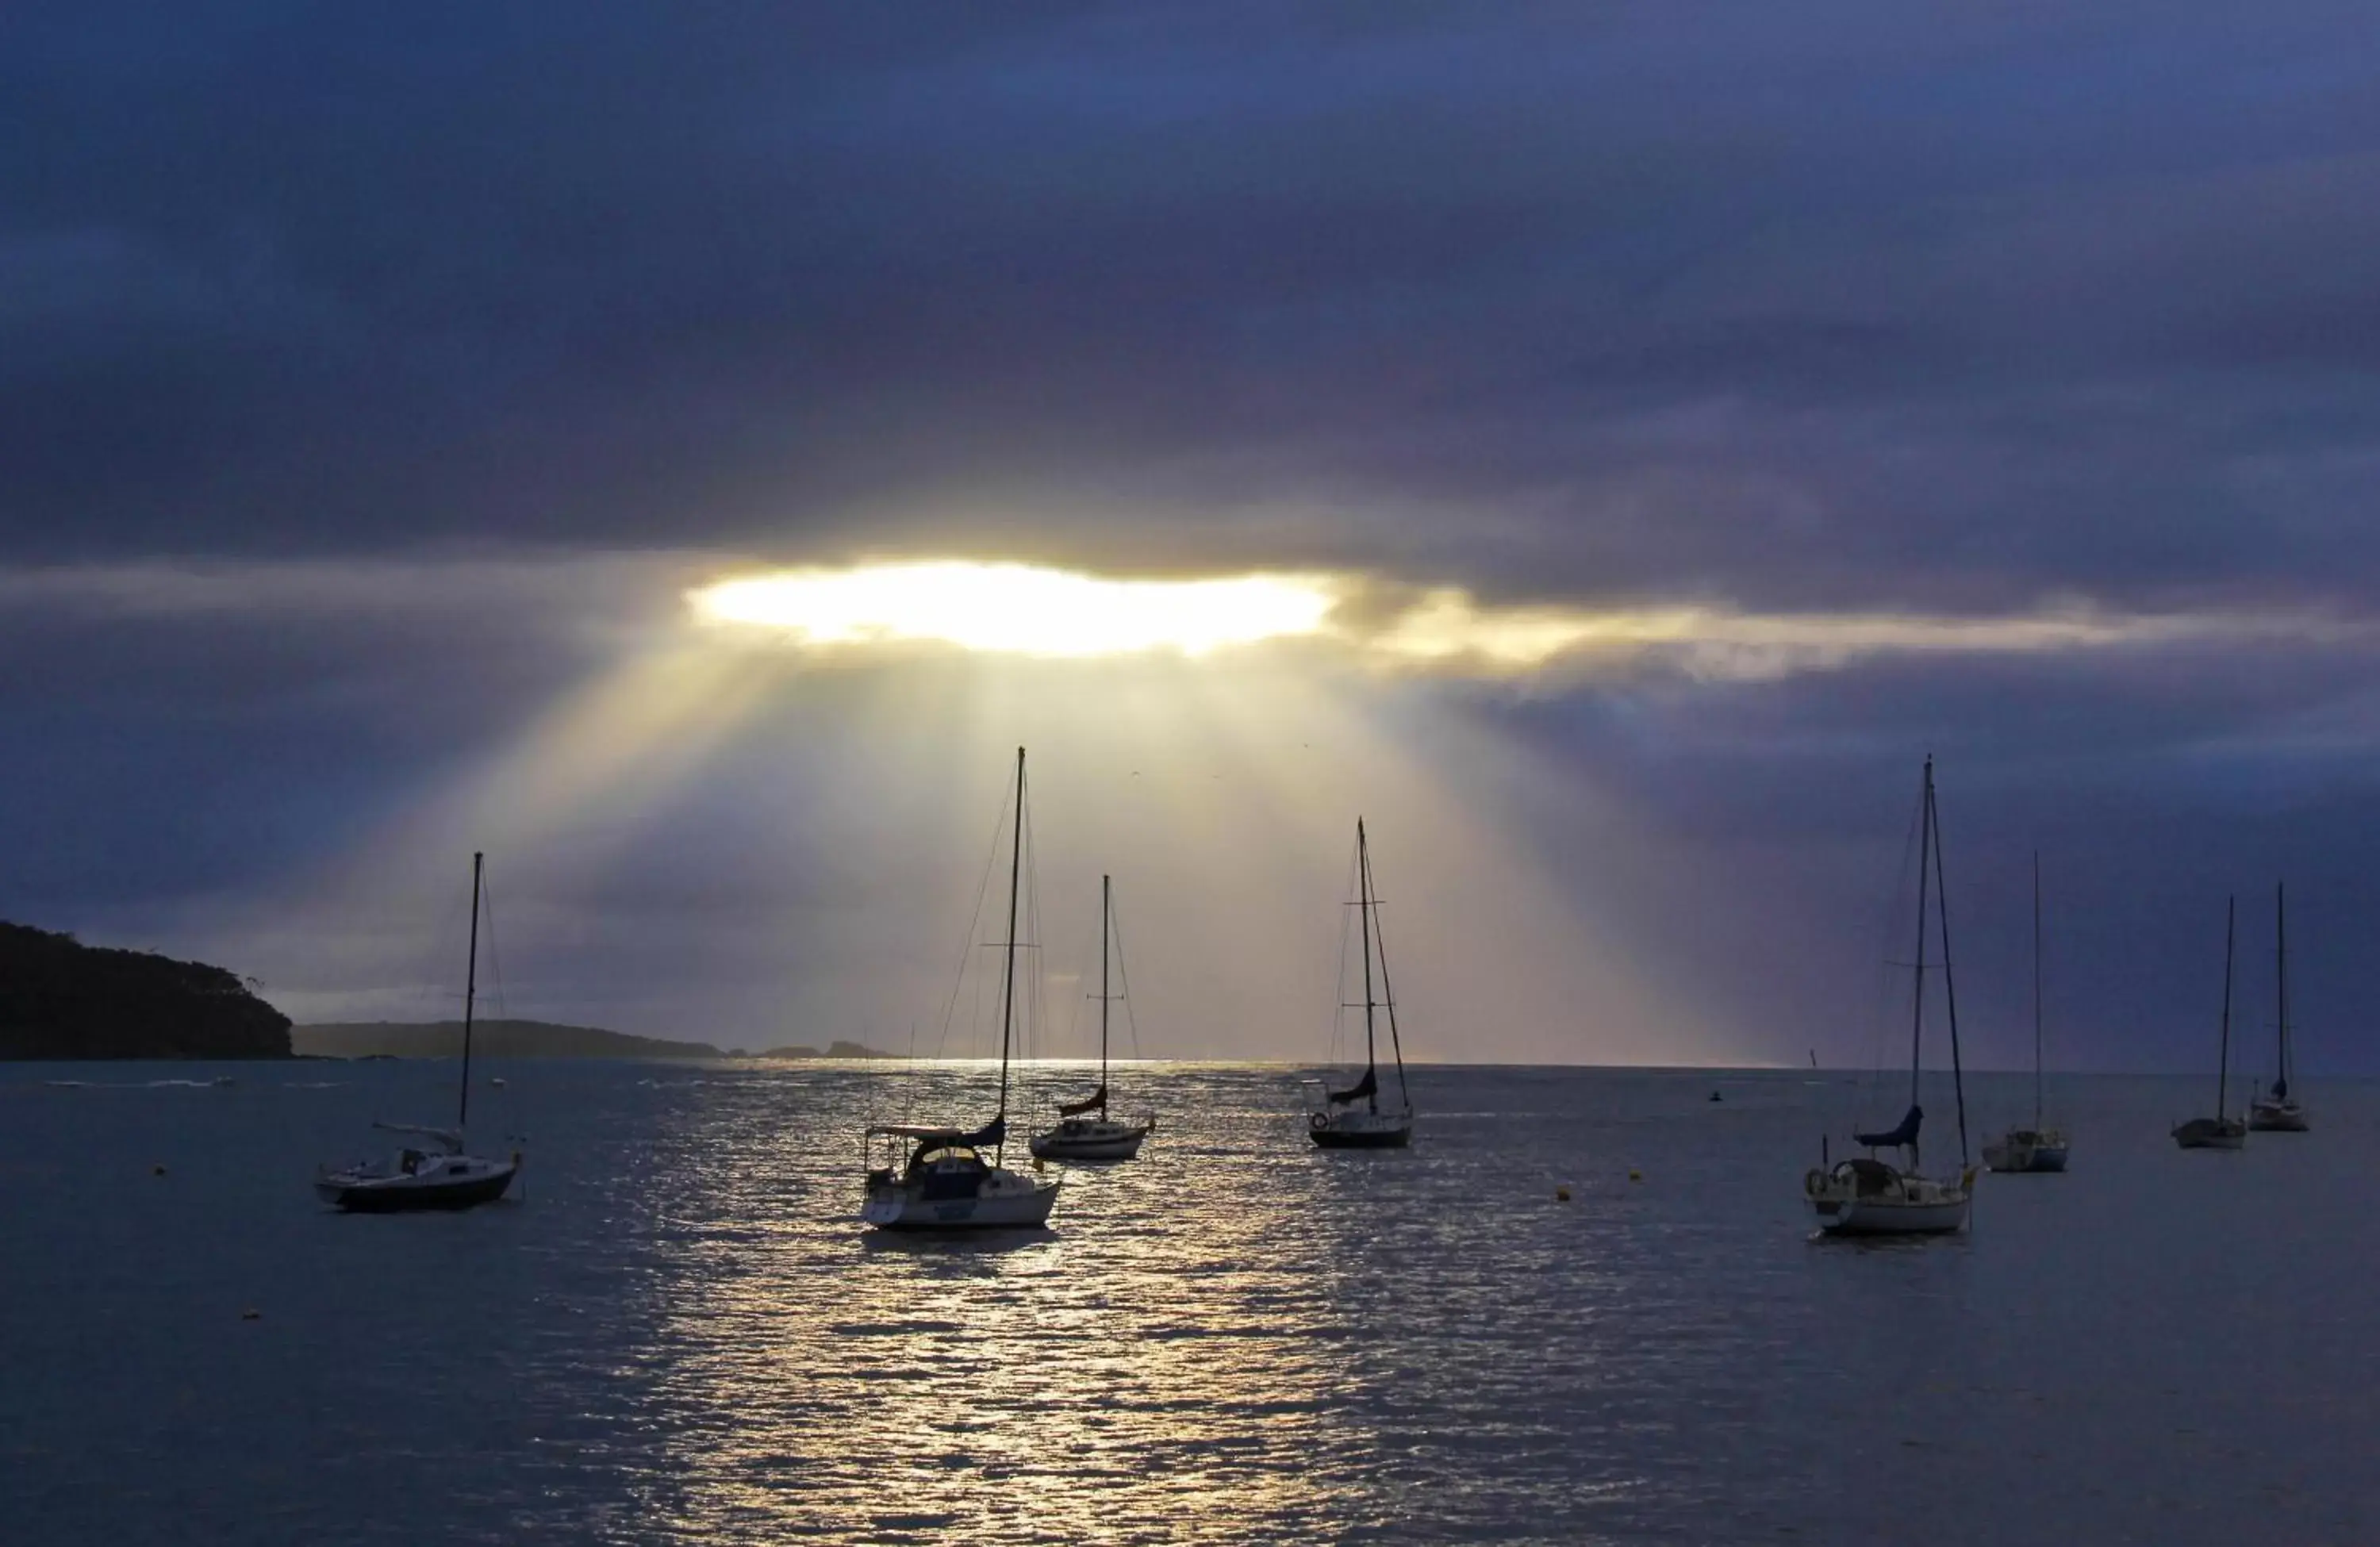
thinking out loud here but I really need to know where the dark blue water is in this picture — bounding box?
[4,1062,2375,1543]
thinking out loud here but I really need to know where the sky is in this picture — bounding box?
[6,3,2379,1073]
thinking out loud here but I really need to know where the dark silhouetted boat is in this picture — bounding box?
[1984,852,2069,1173]
[1031,873,1155,1161]
[2174,896,2248,1150]
[1806,757,1975,1234]
[862,747,1061,1229]
[315,853,521,1211]
[1304,818,1415,1149]
[2248,882,2308,1133]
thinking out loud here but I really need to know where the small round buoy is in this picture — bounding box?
[1555,1185,1572,1202]
[1709,1091,1723,1103]
[152,1163,167,1177]
[1628,1168,1644,1183]
[240,1308,261,1321]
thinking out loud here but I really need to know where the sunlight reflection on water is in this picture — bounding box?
[6,1063,2380,1543]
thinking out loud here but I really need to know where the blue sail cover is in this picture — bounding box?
[1855,1104,1922,1150]
[1057,1085,1107,1117]
[1326,1068,1378,1105]
[959,1115,1006,1148]
[2271,1077,2290,1099]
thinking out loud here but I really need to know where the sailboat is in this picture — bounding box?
[861,747,1063,1230]
[1804,757,1977,1235]
[1304,817,1415,1148]
[1983,853,2070,1173]
[1030,874,1156,1161]
[2173,896,2249,1150]
[2248,882,2309,1132]
[315,852,522,1212]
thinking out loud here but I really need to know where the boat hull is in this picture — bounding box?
[2172,1118,2247,1150]
[1304,1109,1409,1142]
[317,1162,517,1213]
[1028,1119,1153,1161]
[862,1173,1061,1230]
[1804,1160,1973,1236]
[2248,1101,2308,1132]
[1982,1130,2070,1173]
[1810,1194,1971,1235]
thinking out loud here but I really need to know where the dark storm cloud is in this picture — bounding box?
[7,3,2378,607]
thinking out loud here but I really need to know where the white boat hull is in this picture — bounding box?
[2248,1100,2308,1132]
[1982,1129,2070,1173]
[862,1169,1061,1230]
[1309,1107,1413,1149]
[1805,1160,1973,1236]
[1028,1117,1153,1161]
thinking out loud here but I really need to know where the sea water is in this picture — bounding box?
[3,1062,2374,1544]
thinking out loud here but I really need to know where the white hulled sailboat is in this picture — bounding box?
[2173,896,2248,1150]
[1304,818,1415,1149]
[1030,874,1156,1161]
[1805,758,1977,1235]
[315,853,522,1212]
[2248,882,2309,1132]
[1983,853,2070,1173]
[861,747,1062,1230]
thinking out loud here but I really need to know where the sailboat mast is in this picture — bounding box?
[2276,881,2290,1094]
[1371,839,1411,1111]
[995,747,1025,1154]
[1109,866,1119,1095]
[2033,850,2044,1130]
[1357,818,1380,1114]
[2218,895,2235,1118]
[460,850,482,1132]
[1908,758,1933,1109]
[1927,765,1969,1166]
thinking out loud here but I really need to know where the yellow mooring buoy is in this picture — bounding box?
[1628,1168,1644,1183]
[1555,1185,1572,1202]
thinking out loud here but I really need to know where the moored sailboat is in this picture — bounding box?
[1983,852,2070,1173]
[861,747,1062,1230]
[2248,882,2309,1133]
[1304,818,1415,1149]
[1806,757,1977,1235]
[1030,873,1156,1161]
[315,853,522,1212]
[2173,897,2248,1150]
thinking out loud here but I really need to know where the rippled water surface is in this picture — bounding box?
[6,1061,2378,1543]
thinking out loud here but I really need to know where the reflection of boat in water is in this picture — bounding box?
[2175,896,2248,1150]
[1806,758,1975,1236]
[862,747,1061,1231]
[1985,854,2069,1173]
[1031,874,1155,1162]
[1305,818,1414,1149]
[2248,883,2308,1133]
[316,853,520,1212]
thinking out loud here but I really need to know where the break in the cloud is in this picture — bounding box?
[6,5,2380,1069]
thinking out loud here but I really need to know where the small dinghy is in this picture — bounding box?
[2174,896,2249,1150]
[317,852,520,1213]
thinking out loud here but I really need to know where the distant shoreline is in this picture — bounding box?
[292,1019,897,1061]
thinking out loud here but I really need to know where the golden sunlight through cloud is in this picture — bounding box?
[690,562,1335,658]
